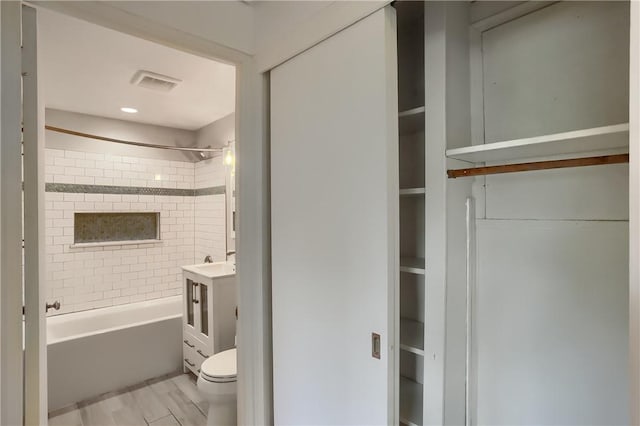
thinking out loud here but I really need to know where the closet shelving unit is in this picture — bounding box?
[399,257,425,275]
[400,188,426,197]
[399,106,426,136]
[446,123,630,179]
[400,318,425,355]
[400,377,424,426]
[425,1,631,424]
[396,3,425,426]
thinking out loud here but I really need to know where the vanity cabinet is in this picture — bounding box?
[182,265,236,376]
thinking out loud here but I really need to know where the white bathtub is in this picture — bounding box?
[47,296,183,412]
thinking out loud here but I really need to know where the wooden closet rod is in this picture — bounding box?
[447,153,629,179]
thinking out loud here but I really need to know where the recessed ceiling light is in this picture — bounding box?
[120,107,138,114]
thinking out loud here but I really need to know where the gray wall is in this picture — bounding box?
[45,109,199,162]
[195,112,235,149]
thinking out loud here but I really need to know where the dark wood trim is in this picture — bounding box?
[447,154,629,179]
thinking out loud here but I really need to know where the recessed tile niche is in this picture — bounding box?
[74,212,160,244]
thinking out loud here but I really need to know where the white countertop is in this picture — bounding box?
[181,261,236,279]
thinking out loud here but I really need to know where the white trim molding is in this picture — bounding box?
[1,2,25,425]
[629,2,640,423]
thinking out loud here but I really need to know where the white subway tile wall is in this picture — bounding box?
[195,157,227,263]
[44,148,196,189]
[44,149,227,315]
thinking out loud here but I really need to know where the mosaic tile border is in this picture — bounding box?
[194,186,225,196]
[45,183,225,197]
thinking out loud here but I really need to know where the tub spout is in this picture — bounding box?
[46,301,61,312]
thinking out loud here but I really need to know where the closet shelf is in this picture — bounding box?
[400,376,423,426]
[399,106,425,117]
[400,257,425,274]
[446,123,629,164]
[400,318,424,356]
[399,106,425,135]
[400,187,426,196]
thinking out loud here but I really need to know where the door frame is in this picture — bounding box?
[630,2,640,424]
[22,3,48,424]
[13,2,273,424]
[0,2,27,425]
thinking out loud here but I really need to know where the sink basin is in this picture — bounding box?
[181,262,236,279]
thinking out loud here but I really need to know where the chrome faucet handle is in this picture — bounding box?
[46,301,61,312]
[204,255,213,263]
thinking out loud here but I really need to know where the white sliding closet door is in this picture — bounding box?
[271,6,398,425]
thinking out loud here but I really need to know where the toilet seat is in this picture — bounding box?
[200,348,237,383]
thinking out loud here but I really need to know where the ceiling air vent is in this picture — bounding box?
[131,70,181,92]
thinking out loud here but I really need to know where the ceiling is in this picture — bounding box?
[39,8,236,131]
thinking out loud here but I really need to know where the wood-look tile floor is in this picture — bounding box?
[49,373,209,426]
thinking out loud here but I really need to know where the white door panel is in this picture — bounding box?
[271,7,398,425]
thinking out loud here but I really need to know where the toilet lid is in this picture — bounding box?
[201,348,237,379]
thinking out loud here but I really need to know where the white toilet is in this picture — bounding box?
[197,348,237,426]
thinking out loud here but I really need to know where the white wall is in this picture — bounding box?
[475,220,628,424]
[254,1,333,53]
[99,1,254,55]
[38,0,390,70]
[195,156,227,263]
[253,1,389,71]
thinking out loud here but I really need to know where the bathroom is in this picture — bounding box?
[39,8,239,426]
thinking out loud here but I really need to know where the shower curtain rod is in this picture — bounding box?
[45,125,226,153]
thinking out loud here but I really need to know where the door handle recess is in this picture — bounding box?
[372,333,381,359]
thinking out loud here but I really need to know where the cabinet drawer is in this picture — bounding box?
[183,338,212,375]
[193,339,212,363]
[183,344,200,375]
[182,335,199,352]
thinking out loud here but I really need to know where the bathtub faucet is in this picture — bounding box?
[204,255,213,263]
[46,300,61,312]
